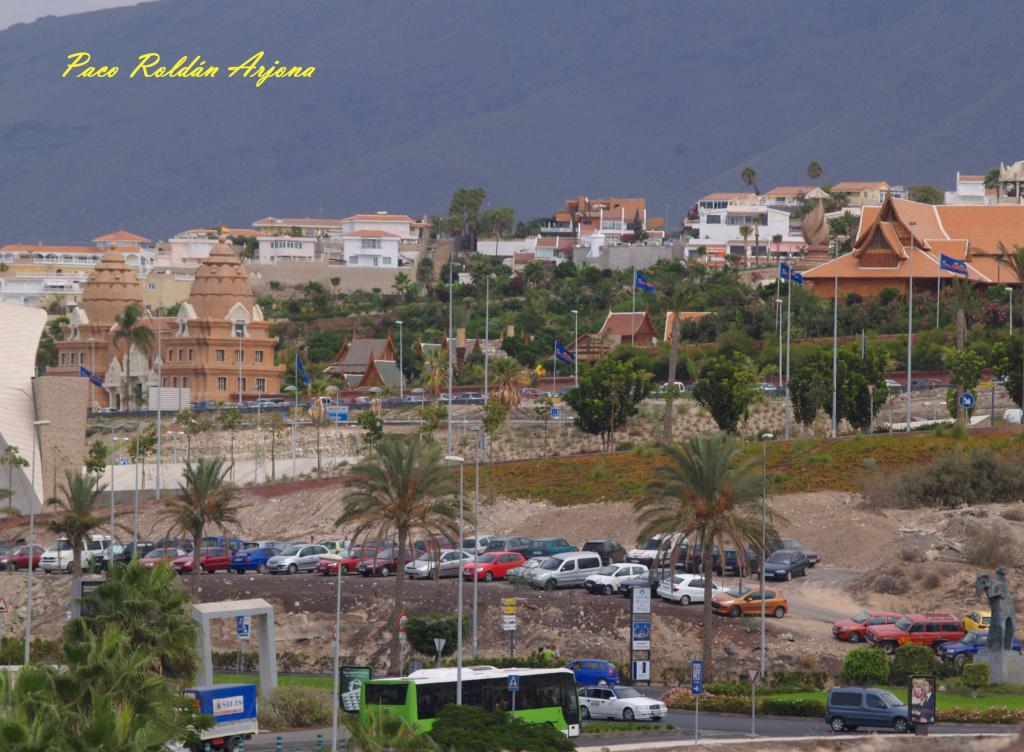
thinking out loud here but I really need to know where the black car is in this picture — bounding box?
[682,544,723,574]
[485,536,534,557]
[619,570,673,598]
[582,539,626,566]
[762,549,809,580]
[97,541,157,570]
[723,547,760,576]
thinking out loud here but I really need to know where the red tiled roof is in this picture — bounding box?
[831,181,890,191]
[93,230,151,243]
[343,229,401,238]
[599,311,657,338]
[342,213,414,223]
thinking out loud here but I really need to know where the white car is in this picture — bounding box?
[657,574,725,605]
[460,535,498,556]
[40,536,110,573]
[626,532,683,565]
[584,563,648,595]
[578,686,667,722]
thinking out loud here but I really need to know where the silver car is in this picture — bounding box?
[267,543,329,574]
[507,556,549,580]
[526,551,604,591]
[404,550,474,579]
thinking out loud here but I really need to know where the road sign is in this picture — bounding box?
[433,637,446,655]
[632,586,651,615]
[631,660,650,681]
[501,597,517,607]
[501,614,518,631]
[747,668,759,683]
[327,406,349,422]
[118,457,129,465]
[959,392,976,409]
[507,674,520,692]
[398,612,408,633]
[236,614,251,641]
[550,406,560,418]
[0,597,7,613]
[979,381,993,389]
[691,659,703,695]
[501,605,517,615]
[631,620,651,651]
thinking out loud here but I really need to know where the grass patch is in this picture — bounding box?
[582,721,675,734]
[468,430,1024,505]
[769,689,1024,712]
[213,673,333,690]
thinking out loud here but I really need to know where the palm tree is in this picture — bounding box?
[662,282,688,443]
[112,303,155,411]
[636,436,774,681]
[160,458,243,578]
[489,357,528,410]
[342,706,439,751]
[423,348,449,404]
[740,164,759,195]
[985,167,1001,203]
[807,160,823,181]
[335,435,459,671]
[771,234,783,260]
[738,225,753,264]
[45,470,105,594]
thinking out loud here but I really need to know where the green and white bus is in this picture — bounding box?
[360,666,581,737]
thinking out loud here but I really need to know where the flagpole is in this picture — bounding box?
[936,262,941,328]
[776,266,782,393]
[832,244,839,439]
[292,353,298,477]
[553,342,557,389]
[784,267,793,440]
[906,222,916,431]
[631,267,637,346]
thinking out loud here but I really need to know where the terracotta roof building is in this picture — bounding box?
[570,311,659,361]
[324,335,397,380]
[802,196,1024,298]
[663,311,712,340]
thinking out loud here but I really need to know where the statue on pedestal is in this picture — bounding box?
[800,199,831,265]
[975,566,1016,651]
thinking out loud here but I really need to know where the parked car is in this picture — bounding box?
[825,687,912,734]
[579,685,666,722]
[230,545,281,574]
[172,547,232,574]
[527,537,576,558]
[865,613,966,654]
[963,609,991,634]
[762,549,810,581]
[658,575,726,605]
[154,537,193,553]
[507,556,548,582]
[317,547,378,576]
[414,535,455,554]
[267,543,329,574]
[485,537,534,557]
[40,538,100,573]
[626,533,683,566]
[937,630,1022,665]
[357,548,415,577]
[526,551,604,591]
[463,552,526,582]
[832,611,903,643]
[319,539,351,554]
[460,535,499,555]
[405,549,475,579]
[585,563,649,595]
[141,548,186,569]
[712,588,788,618]
[619,570,673,599]
[521,388,542,399]
[776,538,819,567]
[722,547,760,576]
[581,539,626,565]
[0,544,45,571]
[96,541,157,571]
[202,536,243,552]
[565,660,618,687]
[682,544,723,574]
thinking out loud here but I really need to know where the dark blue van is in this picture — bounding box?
[826,687,911,733]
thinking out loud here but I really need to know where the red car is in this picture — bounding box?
[317,547,378,576]
[866,613,966,654]
[463,552,525,582]
[141,548,187,569]
[171,547,231,574]
[0,544,45,571]
[833,610,902,643]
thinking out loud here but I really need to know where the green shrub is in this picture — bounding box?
[842,647,889,685]
[703,681,748,697]
[662,690,750,713]
[660,666,690,687]
[760,698,825,717]
[891,644,940,684]
[962,663,990,696]
[257,686,332,729]
[277,650,306,672]
[765,669,827,692]
[428,704,574,751]
[459,655,566,669]
[406,614,466,659]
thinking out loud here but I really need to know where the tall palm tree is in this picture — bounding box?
[738,225,753,264]
[46,470,105,594]
[985,167,1001,203]
[335,435,459,671]
[112,303,155,411]
[662,282,688,443]
[636,436,774,681]
[423,348,449,404]
[160,458,243,578]
[740,164,759,195]
[489,357,528,410]
[806,160,823,181]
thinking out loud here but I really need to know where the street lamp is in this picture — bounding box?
[570,309,579,386]
[444,454,465,704]
[759,432,773,680]
[906,220,917,431]
[25,418,50,664]
[396,320,404,399]
[1009,288,1014,337]
[472,430,482,656]
[88,337,96,411]
[284,384,299,477]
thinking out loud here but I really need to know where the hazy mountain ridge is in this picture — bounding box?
[0,0,1021,241]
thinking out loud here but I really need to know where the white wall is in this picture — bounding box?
[257,236,317,263]
[476,237,537,257]
[342,236,401,266]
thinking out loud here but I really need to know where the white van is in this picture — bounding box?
[40,535,111,573]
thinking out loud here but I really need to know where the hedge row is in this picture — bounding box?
[662,690,824,717]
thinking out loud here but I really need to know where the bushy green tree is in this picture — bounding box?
[890,644,940,683]
[564,358,650,451]
[692,351,758,433]
[945,348,985,419]
[84,440,109,477]
[357,410,385,455]
[787,345,889,431]
[841,647,889,685]
[404,614,464,661]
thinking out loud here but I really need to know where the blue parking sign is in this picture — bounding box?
[550,406,560,418]
[691,659,703,695]
[507,674,520,692]
[959,392,975,409]
[236,614,251,641]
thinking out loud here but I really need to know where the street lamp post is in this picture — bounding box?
[25,418,50,664]
[759,432,773,679]
[396,320,404,399]
[472,430,481,656]
[570,309,579,386]
[284,385,299,478]
[88,338,96,411]
[155,326,163,500]
[330,543,343,751]
[906,221,917,431]
[444,454,465,703]
[447,258,454,454]
[109,423,117,544]
[1009,288,1014,337]
[133,424,141,543]
[831,239,840,439]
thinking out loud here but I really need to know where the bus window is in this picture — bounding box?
[364,682,409,706]
[416,682,456,719]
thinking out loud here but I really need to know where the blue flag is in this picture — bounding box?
[79,365,104,388]
[780,263,804,285]
[940,254,968,276]
[635,271,655,293]
[555,342,575,366]
[295,355,311,386]
[791,271,805,286]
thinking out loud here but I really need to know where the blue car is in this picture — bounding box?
[565,659,619,687]
[230,546,280,574]
[937,631,1021,665]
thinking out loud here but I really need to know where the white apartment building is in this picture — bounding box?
[944,172,995,205]
[685,192,805,263]
[0,273,85,309]
[256,235,318,263]
[252,216,345,238]
[341,230,402,267]
[340,212,428,242]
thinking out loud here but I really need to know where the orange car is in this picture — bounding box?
[712,587,788,618]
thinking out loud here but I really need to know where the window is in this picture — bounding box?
[909,623,925,633]
[831,691,862,707]
[60,352,67,366]
[79,351,85,364]
[181,376,188,388]
[705,214,721,224]
[217,377,227,391]
[254,350,264,364]
[234,322,245,337]
[361,238,382,249]
[365,683,408,707]
[238,377,247,393]
[177,348,184,362]
[866,694,886,709]
[255,378,266,392]
[372,256,379,267]
[216,349,225,363]
[235,349,244,364]
[70,352,77,365]
[188,348,193,362]
[162,377,168,387]
[172,377,178,387]
[148,283,155,290]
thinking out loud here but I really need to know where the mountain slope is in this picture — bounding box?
[0,0,1021,241]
